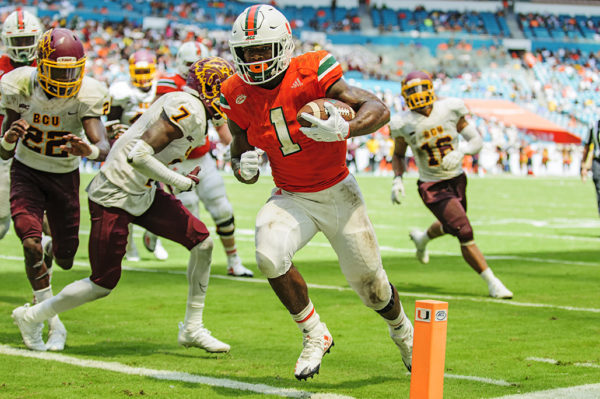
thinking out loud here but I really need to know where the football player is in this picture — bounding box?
[0,9,43,240]
[12,57,232,354]
[148,41,253,277]
[1,28,111,351]
[222,4,414,380]
[389,70,513,299]
[105,49,168,261]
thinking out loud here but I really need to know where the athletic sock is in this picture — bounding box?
[292,300,322,335]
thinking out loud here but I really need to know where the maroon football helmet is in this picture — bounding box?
[36,28,86,98]
[401,70,436,110]
[183,56,234,120]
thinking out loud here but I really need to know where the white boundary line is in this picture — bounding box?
[1,255,599,313]
[526,357,600,369]
[0,345,354,399]
[403,372,513,386]
[491,383,600,399]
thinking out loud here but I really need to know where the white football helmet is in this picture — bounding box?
[1,9,42,64]
[229,4,294,85]
[176,41,209,79]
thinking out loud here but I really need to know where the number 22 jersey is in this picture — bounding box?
[0,66,110,173]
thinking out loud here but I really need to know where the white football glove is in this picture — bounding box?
[299,102,350,142]
[239,150,259,180]
[391,176,405,205]
[441,150,464,170]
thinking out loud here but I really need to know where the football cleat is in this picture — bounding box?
[294,323,334,380]
[178,322,230,353]
[227,254,253,277]
[389,320,414,372]
[46,318,67,351]
[409,229,430,264]
[153,239,169,261]
[12,304,46,351]
[488,279,513,299]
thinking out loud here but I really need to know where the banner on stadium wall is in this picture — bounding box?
[463,99,581,144]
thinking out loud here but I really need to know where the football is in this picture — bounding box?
[296,98,356,127]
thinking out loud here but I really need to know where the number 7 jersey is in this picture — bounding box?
[221,50,348,192]
[0,66,110,173]
[389,97,469,182]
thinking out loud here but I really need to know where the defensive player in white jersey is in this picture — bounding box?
[0,9,43,240]
[149,41,253,277]
[11,57,233,354]
[389,71,513,299]
[105,49,168,261]
[1,28,111,351]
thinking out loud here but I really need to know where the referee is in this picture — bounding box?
[581,119,600,215]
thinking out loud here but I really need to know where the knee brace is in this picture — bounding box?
[206,197,234,229]
[216,216,235,237]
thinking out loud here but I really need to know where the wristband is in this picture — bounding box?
[1,136,16,151]
[87,144,100,160]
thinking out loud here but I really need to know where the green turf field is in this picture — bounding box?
[0,172,598,399]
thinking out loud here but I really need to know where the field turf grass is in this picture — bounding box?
[0,172,598,398]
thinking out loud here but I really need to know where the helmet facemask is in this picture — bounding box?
[402,79,436,110]
[38,56,85,97]
[1,10,42,64]
[229,5,294,85]
[36,29,86,98]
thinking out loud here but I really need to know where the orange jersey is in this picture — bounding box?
[157,72,210,159]
[221,50,348,192]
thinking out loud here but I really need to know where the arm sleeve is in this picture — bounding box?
[458,123,483,155]
[127,139,193,191]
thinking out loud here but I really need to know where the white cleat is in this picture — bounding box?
[489,279,513,299]
[409,230,430,264]
[389,320,414,372]
[143,231,168,260]
[153,239,169,261]
[178,322,230,353]
[294,323,334,380]
[46,319,67,351]
[227,255,253,277]
[12,304,46,351]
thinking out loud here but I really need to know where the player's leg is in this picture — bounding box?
[323,175,413,371]
[11,198,118,351]
[254,191,328,380]
[428,175,513,298]
[0,158,11,240]
[195,155,252,277]
[9,161,56,350]
[136,188,228,353]
[592,159,600,216]
[125,224,140,261]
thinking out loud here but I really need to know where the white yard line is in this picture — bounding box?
[491,383,600,399]
[1,255,599,313]
[526,357,600,369]
[403,372,513,386]
[0,345,353,399]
